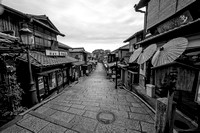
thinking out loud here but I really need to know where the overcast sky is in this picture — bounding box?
[2,0,144,52]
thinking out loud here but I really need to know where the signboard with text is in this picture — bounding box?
[46,49,68,57]
[157,10,193,34]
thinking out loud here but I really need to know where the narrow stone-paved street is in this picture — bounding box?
[1,63,155,133]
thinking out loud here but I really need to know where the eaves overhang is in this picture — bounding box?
[136,18,200,46]
[31,18,65,37]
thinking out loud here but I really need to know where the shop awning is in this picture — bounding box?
[17,51,77,67]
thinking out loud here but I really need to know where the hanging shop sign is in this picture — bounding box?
[157,10,193,34]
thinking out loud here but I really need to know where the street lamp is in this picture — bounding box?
[115,53,118,89]
[19,23,38,106]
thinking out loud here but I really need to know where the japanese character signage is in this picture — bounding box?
[157,10,193,34]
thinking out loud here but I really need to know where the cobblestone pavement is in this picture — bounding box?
[1,63,155,133]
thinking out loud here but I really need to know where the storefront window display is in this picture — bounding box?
[38,76,45,96]
[63,69,67,83]
[49,72,57,90]
[57,71,63,86]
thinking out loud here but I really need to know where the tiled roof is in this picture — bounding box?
[18,51,77,67]
[58,42,72,49]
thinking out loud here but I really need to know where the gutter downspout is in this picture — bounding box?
[134,4,147,39]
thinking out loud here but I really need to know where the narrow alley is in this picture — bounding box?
[1,63,155,133]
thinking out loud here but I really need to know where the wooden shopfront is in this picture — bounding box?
[36,67,70,101]
[136,22,200,125]
[17,51,75,103]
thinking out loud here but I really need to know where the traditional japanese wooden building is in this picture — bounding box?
[123,30,144,91]
[0,4,77,105]
[134,0,200,131]
[69,47,90,77]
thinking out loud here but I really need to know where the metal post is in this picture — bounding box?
[27,47,38,106]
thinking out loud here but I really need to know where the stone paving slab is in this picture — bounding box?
[17,115,49,132]
[0,63,155,133]
[38,123,67,133]
[0,124,32,133]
